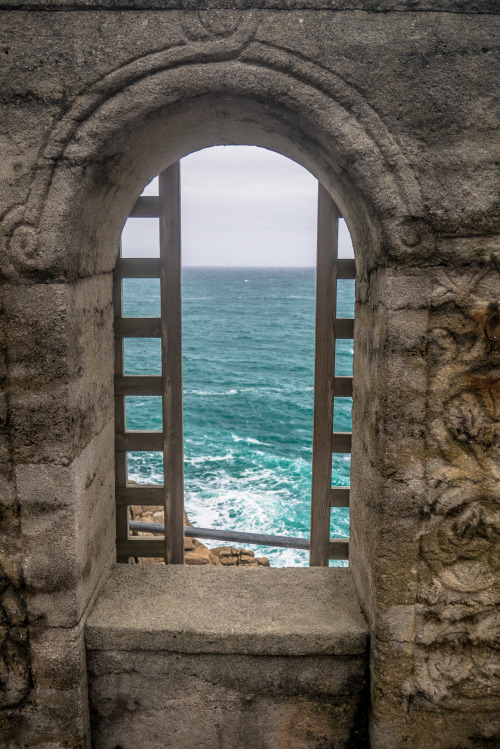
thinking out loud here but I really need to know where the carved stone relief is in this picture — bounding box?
[412,269,500,709]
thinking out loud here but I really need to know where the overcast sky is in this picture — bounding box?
[121,146,354,266]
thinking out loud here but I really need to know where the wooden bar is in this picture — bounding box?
[115,431,163,452]
[336,259,356,279]
[328,539,349,561]
[116,485,164,506]
[159,163,185,565]
[310,184,340,567]
[331,432,352,453]
[114,258,161,278]
[114,317,161,338]
[330,487,350,507]
[114,375,163,396]
[335,318,354,339]
[113,275,130,564]
[115,452,130,563]
[129,195,160,218]
[116,538,165,557]
[334,376,353,398]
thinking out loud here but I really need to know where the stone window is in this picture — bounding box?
[112,154,354,567]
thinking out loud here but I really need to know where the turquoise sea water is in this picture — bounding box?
[123,268,353,566]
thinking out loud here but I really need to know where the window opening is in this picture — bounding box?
[114,152,354,566]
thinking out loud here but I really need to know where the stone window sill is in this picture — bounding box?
[85,564,368,656]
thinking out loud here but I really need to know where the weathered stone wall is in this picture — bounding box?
[1,275,115,744]
[0,3,498,747]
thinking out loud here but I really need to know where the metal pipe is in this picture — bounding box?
[129,522,311,550]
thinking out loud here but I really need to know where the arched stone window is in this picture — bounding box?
[113,156,354,566]
[3,8,497,748]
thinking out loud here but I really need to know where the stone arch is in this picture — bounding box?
[4,48,426,284]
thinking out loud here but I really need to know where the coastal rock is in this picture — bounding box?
[210,546,270,567]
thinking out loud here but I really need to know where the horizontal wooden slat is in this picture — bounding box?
[115,375,163,396]
[114,318,161,338]
[330,487,350,507]
[116,485,164,506]
[115,431,163,451]
[328,539,349,560]
[335,318,354,339]
[129,196,160,218]
[115,258,160,278]
[331,432,352,453]
[337,259,356,279]
[116,539,165,557]
[334,376,353,398]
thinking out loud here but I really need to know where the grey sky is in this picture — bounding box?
[121,146,354,265]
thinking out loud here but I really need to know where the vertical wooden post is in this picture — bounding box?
[113,274,130,563]
[159,163,185,564]
[310,184,340,567]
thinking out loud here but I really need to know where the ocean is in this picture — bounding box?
[123,267,353,566]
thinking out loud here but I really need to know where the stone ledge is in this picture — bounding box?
[85,564,368,656]
[0,1,497,12]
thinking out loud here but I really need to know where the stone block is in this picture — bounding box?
[0,474,21,547]
[5,282,81,387]
[89,651,368,749]
[17,422,115,627]
[384,307,429,356]
[378,268,434,311]
[375,605,416,649]
[30,620,87,692]
[5,276,113,465]
[356,531,419,608]
[86,565,369,656]
[380,478,429,518]
[0,624,91,748]
[437,236,500,269]
[8,383,111,466]
[0,625,31,710]
[8,620,90,747]
[15,686,90,749]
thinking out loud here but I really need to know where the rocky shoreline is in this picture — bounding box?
[129,505,270,567]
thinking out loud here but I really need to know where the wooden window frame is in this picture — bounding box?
[114,164,353,566]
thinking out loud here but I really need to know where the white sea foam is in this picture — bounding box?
[127,470,164,485]
[231,434,268,445]
[185,452,234,465]
[185,389,239,396]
